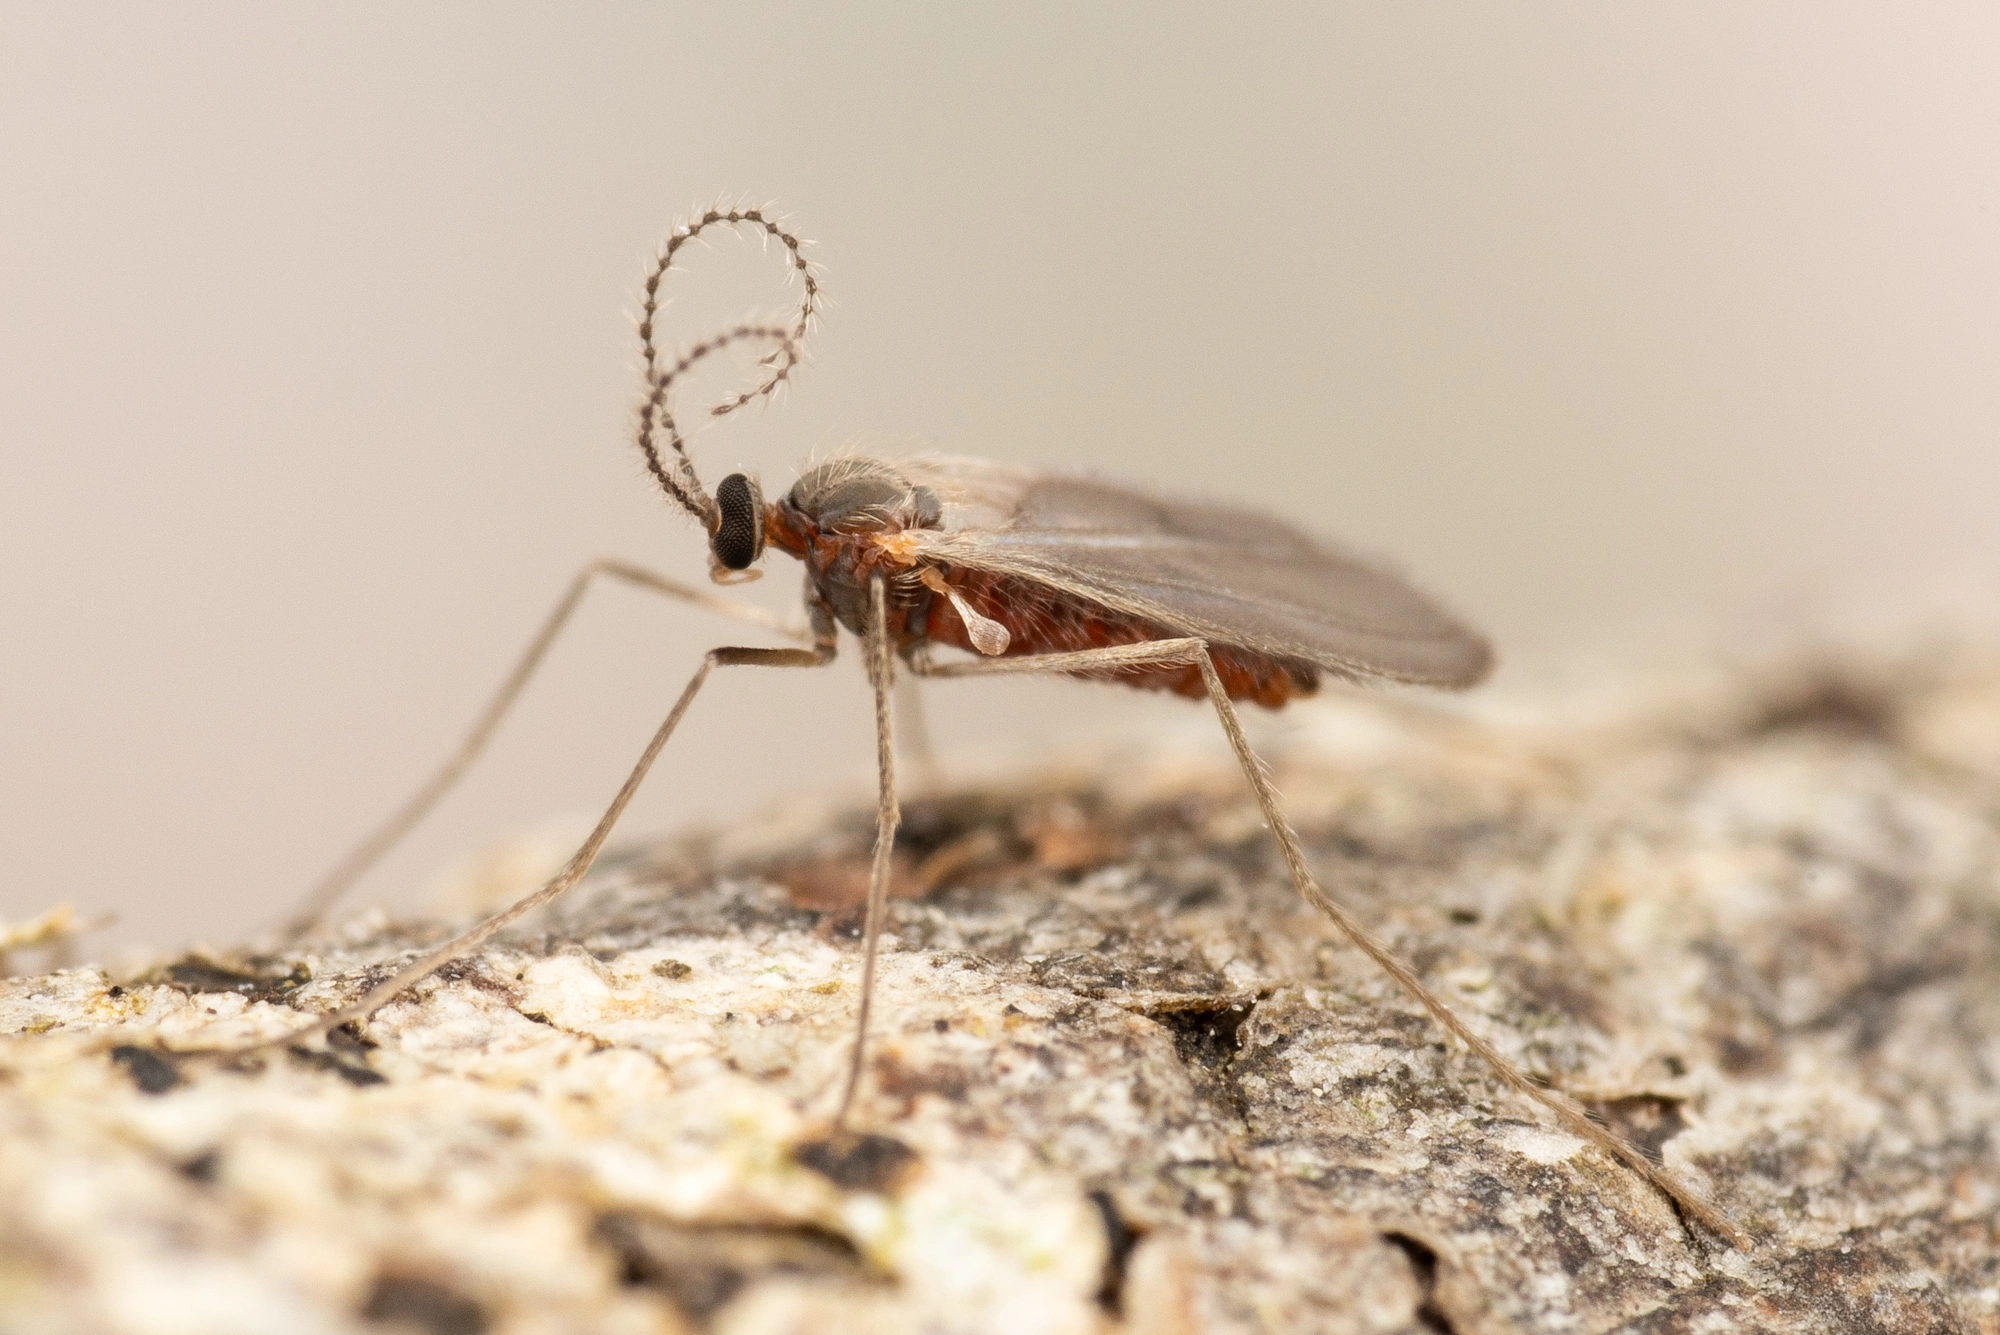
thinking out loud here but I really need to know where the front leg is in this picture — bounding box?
[284,558,815,940]
[182,621,838,1059]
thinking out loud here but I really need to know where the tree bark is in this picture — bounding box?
[4,647,1999,1334]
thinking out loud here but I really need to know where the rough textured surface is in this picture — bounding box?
[6,648,2000,1334]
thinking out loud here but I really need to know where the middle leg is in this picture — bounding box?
[832,574,901,1130]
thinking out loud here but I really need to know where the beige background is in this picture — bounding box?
[3,5,1996,953]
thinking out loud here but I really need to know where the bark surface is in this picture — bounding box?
[5,649,2000,1334]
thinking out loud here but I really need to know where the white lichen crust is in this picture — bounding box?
[5,651,2000,1333]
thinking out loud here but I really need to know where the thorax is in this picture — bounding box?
[762,467,935,648]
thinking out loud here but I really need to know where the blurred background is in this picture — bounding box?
[3,5,1996,953]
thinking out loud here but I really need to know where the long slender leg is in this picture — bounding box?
[915,639,1744,1246]
[198,629,838,1056]
[832,575,901,1129]
[282,559,809,941]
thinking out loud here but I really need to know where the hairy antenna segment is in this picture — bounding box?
[636,321,791,523]
[632,203,820,522]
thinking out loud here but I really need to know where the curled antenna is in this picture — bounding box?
[633,204,820,525]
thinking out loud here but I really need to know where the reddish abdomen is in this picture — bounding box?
[921,567,1318,709]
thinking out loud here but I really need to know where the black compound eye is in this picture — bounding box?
[712,473,765,570]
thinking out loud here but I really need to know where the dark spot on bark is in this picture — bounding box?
[1463,1171,1508,1211]
[434,956,517,1001]
[178,1149,220,1182]
[1589,1095,1688,1161]
[1447,907,1480,925]
[721,894,822,936]
[1145,994,1260,1118]
[1732,1138,1807,1185]
[287,1046,387,1087]
[1540,1197,1600,1276]
[791,1132,921,1193]
[1505,959,1610,1029]
[1032,941,1233,1001]
[596,1211,869,1318]
[327,1022,378,1055]
[652,958,693,980]
[1172,880,1224,910]
[1383,1233,1456,1334]
[1743,675,1897,741]
[932,1018,949,1033]
[1088,1190,1141,1314]
[147,956,311,1003]
[873,1050,979,1106]
[106,984,125,998]
[1149,995,1257,1070]
[162,958,263,995]
[1716,1034,1775,1075]
[359,1275,487,1335]
[109,1044,181,1094]
[894,792,1010,858]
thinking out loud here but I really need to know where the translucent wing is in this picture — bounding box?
[898,457,1491,688]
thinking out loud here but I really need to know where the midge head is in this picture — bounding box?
[626,203,819,584]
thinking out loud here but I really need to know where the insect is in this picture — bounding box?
[249,205,1737,1245]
